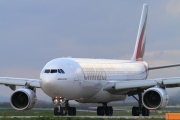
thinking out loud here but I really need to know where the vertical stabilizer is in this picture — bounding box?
[131,4,148,61]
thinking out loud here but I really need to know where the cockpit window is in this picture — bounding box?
[44,69,65,74]
[58,69,65,74]
[44,69,50,73]
[50,69,57,73]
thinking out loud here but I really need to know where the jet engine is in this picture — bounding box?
[142,87,169,110]
[10,88,37,110]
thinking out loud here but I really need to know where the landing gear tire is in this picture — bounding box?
[54,107,66,116]
[73,107,76,116]
[54,107,59,116]
[132,89,150,116]
[68,107,73,116]
[97,106,104,116]
[59,107,66,116]
[53,100,77,116]
[142,107,150,116]
[97,106,113,116]
[68,107,76,116]
[132,106,140,116]
[132,106,150,116]
[105,106,113,116]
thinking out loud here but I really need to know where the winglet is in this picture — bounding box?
[131,4,148,61]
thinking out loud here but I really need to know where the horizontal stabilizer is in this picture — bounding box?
[149,63,180,70]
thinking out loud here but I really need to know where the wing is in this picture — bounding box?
[103,77,180,95]
[0,77,41,90]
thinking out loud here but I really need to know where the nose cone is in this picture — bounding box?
[40,74,58,97]
[40,74,73,98]
[40,76,51,88]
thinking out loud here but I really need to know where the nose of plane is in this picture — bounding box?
[40,73,51,84]
[40,75,58,95]
[40,73,79,99]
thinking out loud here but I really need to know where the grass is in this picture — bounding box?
[0,107,166,116]
[0,117,166,120]
[1,106,180,120]
[0,108,140,116]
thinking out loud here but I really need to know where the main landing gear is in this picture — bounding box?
[97,103,113,116]
[53,98,76,116]
[132,89,149,116]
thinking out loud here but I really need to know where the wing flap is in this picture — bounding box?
[0,77,41,88]
[156,77,180,87]
[115,80,156,90]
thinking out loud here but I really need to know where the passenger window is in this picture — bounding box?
[44,69,50,73]
[50,69,57,73]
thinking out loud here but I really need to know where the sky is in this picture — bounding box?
[0,0,180,102]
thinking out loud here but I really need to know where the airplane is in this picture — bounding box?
[0,3,180,117]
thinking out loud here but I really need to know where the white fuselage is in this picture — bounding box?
[40,58,148,103]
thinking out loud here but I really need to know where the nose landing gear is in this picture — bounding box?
[53,97,76,116]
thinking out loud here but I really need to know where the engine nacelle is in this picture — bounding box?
[142,87,169,110]
[10,88,37,110]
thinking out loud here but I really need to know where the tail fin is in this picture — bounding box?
[131,4,148,61]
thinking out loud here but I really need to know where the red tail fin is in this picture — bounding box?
[131,4,148,61]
